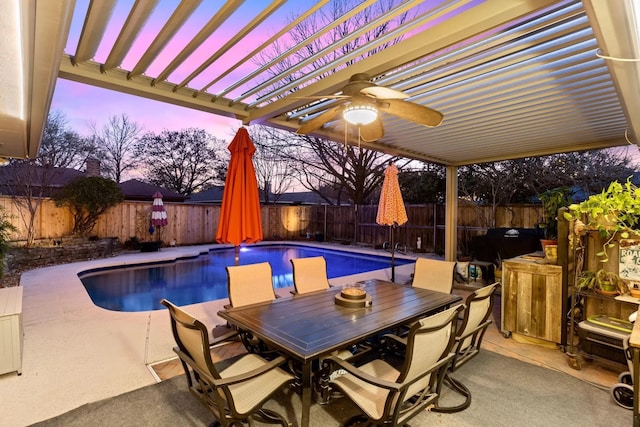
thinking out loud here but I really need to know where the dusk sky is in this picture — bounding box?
[49,1,640,164]
[49,0,298,141]
[50,78,242,141]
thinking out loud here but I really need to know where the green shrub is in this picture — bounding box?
[54,176,123,237]
[0,207,17,279]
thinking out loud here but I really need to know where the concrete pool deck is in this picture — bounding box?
[0,242,417,427]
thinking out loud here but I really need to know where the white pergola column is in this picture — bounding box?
[444,165,458,262]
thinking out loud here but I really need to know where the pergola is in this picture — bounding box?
[2,0,640,260]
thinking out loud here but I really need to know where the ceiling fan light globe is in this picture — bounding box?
[343,105,377,125]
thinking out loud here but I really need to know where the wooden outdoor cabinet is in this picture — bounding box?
[501,257,563,343]
[0,286,23,375]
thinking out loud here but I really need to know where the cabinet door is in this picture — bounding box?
[503,262,562,343]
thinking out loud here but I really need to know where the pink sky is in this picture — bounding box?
[51,78,242,141]
[50,1,640,164]
[51,0,312,140]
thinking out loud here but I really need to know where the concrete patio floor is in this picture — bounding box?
[0,243,623,426]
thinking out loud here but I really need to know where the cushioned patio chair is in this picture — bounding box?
[412,258,456,294]
[161,299,293,427]
[325,304,463,426]
[226,262,278,355]
[433,282,499,413]
[226,261,276,307]
[290,256,330,294]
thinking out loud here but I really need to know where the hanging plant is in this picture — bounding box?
[564,178,640,262]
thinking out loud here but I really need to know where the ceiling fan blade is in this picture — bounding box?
[360,119,384,142]
[297,105,344,135]
[380,99,443,127]
[361,86,408,100]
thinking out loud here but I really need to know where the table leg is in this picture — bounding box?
[301,361,312,427]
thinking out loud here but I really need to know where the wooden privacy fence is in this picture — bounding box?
[0,196,544,254]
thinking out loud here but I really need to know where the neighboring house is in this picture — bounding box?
[0,165,86,197]
[186,186,225,204]
[187,186,331,205]
[118,179,187,202]
[0,165,188,204]
[274,191,330,205]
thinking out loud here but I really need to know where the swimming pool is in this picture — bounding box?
[78,244,413,312]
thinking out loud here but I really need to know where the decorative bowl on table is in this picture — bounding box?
[340,283,367,300]
[335,284,372,307]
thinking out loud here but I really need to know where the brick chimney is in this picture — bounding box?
[85,158,101,177]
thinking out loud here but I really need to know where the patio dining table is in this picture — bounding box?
[217,278,462,427]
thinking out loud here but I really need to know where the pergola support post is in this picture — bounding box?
[444,166,458,262]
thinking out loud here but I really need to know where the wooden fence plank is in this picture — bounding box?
[0,196,543,253]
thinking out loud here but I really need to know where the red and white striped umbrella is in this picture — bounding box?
[151,191,168,227]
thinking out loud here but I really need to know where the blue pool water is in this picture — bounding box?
[78,244,412,312]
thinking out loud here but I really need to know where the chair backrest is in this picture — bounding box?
[226,262,275,307]
[161,299,254,423]
[161,299,222,382]
[412,258,456,293]
[291,256,330,294]
[399,304,462,400]
[452,282,499,370]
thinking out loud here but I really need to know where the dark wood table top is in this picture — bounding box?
[218,279,462,361]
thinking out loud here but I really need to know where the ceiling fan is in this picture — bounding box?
[296,73,443,142]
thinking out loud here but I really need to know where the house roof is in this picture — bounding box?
[119,179,187,202]
[273,191,330,205]
[186,186,225,204]
[0,165,86,197]
[4,1,640,166]
[187,186,332,205]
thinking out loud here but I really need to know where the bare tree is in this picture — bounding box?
[3,111,97,245]
[251,0,411,206]
[37,110,98,169]
[136,128,227,195]
[458,149,637,228]
[90,114,143,182]
[248,126,295,204]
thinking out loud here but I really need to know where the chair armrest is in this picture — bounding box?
[210,328,240,346]
[173,348,289,388]
[382,333,407,346]
[325,355,401,392]
[214,355,290,387]
[456,319,492,344]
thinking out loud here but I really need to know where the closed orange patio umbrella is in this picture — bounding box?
[376,163,408,282]
[216,128,263,265]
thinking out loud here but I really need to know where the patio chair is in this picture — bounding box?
[433,282,500,413]
[290,256,330,294]
[226,262,277,355]
[412,257,456,294]
[161,299,293,427]
[325,304,463,426]
[226,261,276,307]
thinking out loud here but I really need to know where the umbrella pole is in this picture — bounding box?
[390,225,395,282]
[234,246,239,266]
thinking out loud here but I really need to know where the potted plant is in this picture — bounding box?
[539,187,573,245]
[563,178,640,262]
[576,269,626,295]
